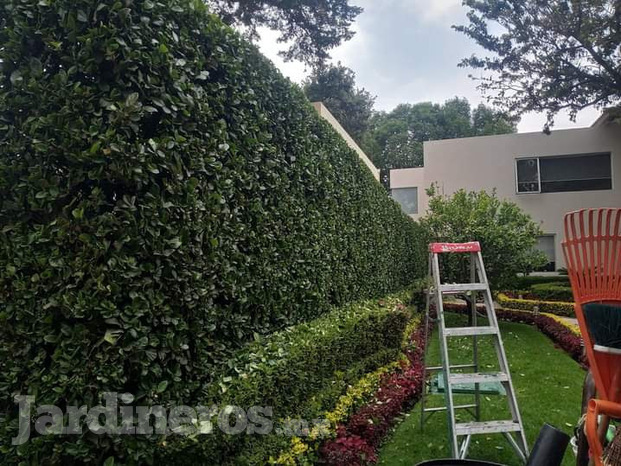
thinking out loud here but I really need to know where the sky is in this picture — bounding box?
[257,0,601,134]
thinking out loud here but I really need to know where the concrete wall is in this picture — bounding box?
[390,120,621,268]
[312,102,381,181]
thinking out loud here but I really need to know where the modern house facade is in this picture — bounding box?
[390,112,621,270]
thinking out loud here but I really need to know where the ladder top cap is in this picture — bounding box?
[429,242,481,253]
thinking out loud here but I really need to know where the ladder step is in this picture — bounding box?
[439,283,488,293]
[455,420,521,436]
[423,404,477,413]
[444,326,498,337]
[426,364,476,371]
[449,372,509,385]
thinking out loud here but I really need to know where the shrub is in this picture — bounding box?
[0,0,425,463]
[510,275,570,289]
[419,188,545,290]
[209,295,410,406]
[496,293,574,316]
[529,283,574,302]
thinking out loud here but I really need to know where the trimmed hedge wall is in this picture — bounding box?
[0,0,425,463]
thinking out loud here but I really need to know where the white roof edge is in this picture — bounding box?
[591,108,618,127]
[423,126,590,146]
[311,102,380,181]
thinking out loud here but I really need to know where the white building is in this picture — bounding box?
[390,111,621,270]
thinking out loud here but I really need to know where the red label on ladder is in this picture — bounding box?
[429,242,481,253]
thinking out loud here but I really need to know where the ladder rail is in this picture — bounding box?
[475,251,530,458]
[432,251,459,457]
[470,257,481,423]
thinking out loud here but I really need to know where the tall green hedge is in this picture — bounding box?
[0,0,425,462]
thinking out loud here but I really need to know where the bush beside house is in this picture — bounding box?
[0,0,425,462]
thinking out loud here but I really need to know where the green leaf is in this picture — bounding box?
[156,381,168,393]
[89,141,101,154]
[10,70,23,85]
[104,329,121,345]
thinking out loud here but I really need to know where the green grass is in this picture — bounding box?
[378,313,585,466]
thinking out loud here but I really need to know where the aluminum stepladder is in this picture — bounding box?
[420,241,529,463]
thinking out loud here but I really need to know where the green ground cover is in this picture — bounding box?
[378,313,585,466]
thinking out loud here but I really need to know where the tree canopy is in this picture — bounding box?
[420,187,546,290]
[207,0,362,65]
[455,0,621,128]
[362,98,517,170]
[303,63,375,142]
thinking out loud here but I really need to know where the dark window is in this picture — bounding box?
[539,153,612,193]
[391,187,418,214]
[516,153,611,194]
[535,235,556,271]
[516,158,540,193]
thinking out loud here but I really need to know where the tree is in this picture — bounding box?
[207,0,362,65]
[303,63,375,142]
[419,187,546,290]
[363,98,516,170]
[455,0,621,128]
[472,104,518,136]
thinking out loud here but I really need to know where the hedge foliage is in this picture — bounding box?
[0,0,425,463]
[496,293,575,317]
[509,275,570,289]
[160,293,411,464]
[529,283,574,302]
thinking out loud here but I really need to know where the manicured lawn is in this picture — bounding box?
[378,313,585,466]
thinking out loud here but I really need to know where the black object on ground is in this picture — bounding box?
[526,423,570,466]
[415,460,505,466]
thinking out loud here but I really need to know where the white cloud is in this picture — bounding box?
[256,28,308,84]
[518,108,601,133]
[396,0,463,23]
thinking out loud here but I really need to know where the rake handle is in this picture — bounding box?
[586,399,621,466]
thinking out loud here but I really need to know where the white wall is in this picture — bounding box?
[312,102,381,181]
[390,120,621,268]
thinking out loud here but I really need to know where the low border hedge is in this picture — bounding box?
[496,293,575,317]
[271,315,431,465]
[159,293,414,464]
[509,275,570,289]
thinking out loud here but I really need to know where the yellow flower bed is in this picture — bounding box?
[542,312,581,335]
[497,293,574,317]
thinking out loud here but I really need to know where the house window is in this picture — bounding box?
[535,235,556,271]
[516,153,612,194]
[392,187,418,215]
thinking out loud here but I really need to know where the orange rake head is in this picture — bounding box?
[562,208,621,404]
